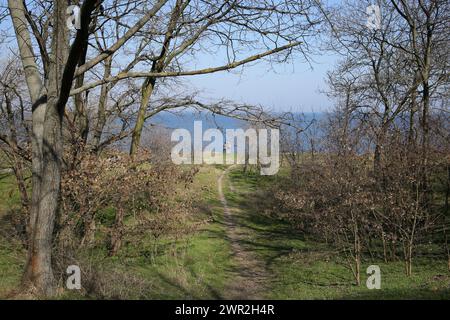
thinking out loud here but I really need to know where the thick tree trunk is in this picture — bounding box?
[29,98,63,295]
[10,0,107,296]
[23,0,70,295]
[8,0,48,286]
[22,94,48,287]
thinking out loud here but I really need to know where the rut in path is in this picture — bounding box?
[218,166,268,299]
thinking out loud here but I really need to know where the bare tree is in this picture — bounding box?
[0,58,30,212]
[8,0,105,295]
[5,0,321,296]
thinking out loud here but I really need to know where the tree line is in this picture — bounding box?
[0,0,321,296]
[276,0,449,284]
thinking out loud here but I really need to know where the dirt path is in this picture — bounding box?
[218,166,268,299]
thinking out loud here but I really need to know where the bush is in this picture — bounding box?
[57,150,198,257]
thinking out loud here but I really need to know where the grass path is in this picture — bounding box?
[218,166,268,299]
[222,166,450,299]
[1,165,449,299]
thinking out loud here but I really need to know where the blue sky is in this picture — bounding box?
[1,34,337,115]
[185,50,337,113]
[1,2,339,114]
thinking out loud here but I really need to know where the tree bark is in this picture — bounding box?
[26,0,70,295]
[8,0,48,287]
[130,77,155,155]
[109,207,125,256]
[129,0,183,156]
[14,0,98,296]
[420,81,430,206]
[92,56,113,151]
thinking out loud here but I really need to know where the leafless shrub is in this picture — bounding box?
[57,150,198,257]
[52,253,156,299]
[274,125,445,283]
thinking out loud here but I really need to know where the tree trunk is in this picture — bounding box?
[402,240,414,276]
[8,0,48,286]
[109,207,125,256]
[390,241,397,261]
[130,77,155,155]
[374,124,388,187]
[92,56,112,151]
[29,98,63,295]
[23,0,70,295]
[444,231,450,272]
[381,232,388,263]
[128,0,185,156]
[445,164,450,214]
[407,88,417,150]
[374,143,382,177]
[352,219,361,286]
[11,0,110,296]
[74,83,90,144]
[81,213,96,247]
[420,81,430,207]
[354,236,361,286]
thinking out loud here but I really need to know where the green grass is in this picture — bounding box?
[1,163,449,299]
[130,222,233,299]
[226,166,450,300]
[0,240,25,297]
[0,173,26,297]
[0,173,22,212]
[0,165,234,299]
[124,166,234,299]
[62,165,235,299]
